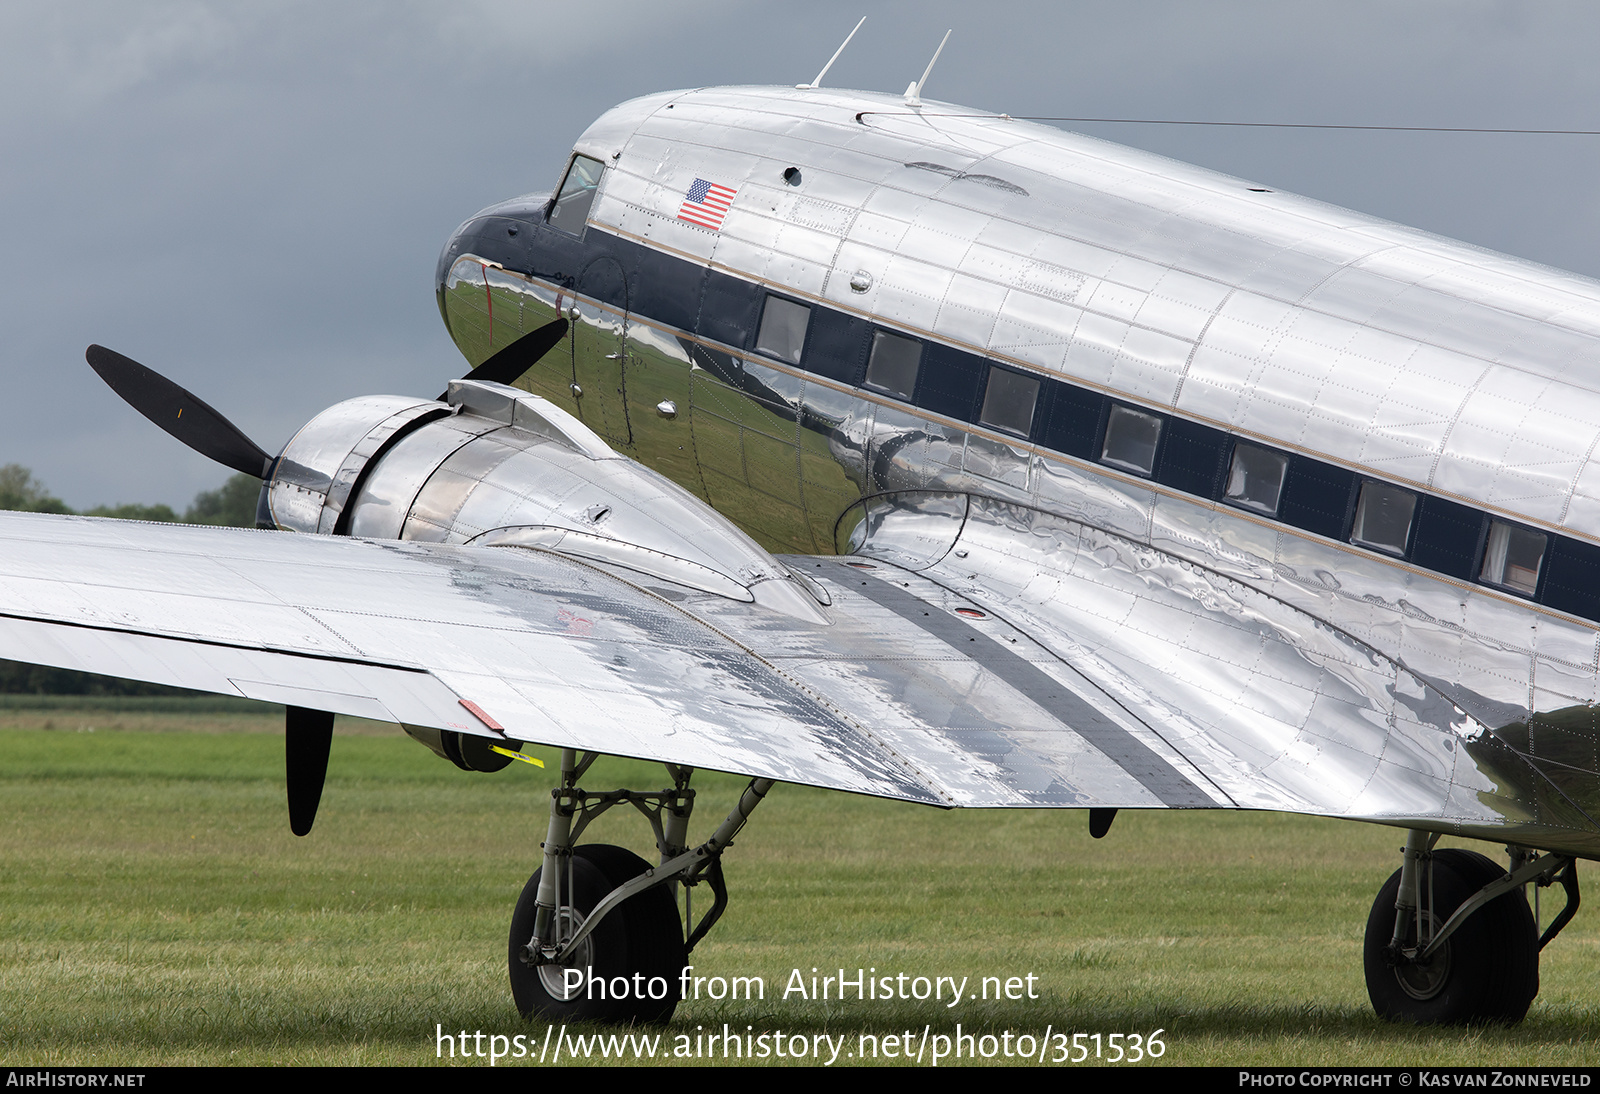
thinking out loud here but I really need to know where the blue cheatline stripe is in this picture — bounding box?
[471,215,1600,629]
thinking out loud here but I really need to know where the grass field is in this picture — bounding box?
[1,697,1597,1067]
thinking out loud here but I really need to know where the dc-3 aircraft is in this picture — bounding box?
[10,49,1600,1027]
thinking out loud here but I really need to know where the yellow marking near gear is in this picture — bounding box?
[490,745,544,768]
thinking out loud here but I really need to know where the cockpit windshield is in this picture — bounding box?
[548,154,604,234]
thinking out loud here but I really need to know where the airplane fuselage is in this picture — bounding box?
[435,85,1600,784]
[24,83,1597,1028]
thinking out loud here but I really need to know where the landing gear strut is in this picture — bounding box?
[509,749,772,1023]
[1363,830,1576,1025]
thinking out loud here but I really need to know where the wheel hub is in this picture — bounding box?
[1391,913,1451,1001]
[537,906,595,1000]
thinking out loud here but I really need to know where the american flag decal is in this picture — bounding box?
[678,178,736,230]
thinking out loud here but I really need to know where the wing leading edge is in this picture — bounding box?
[0,508,1594,855]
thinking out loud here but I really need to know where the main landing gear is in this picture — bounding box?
[509,748,773,1024]
[1363,829,1580,1025]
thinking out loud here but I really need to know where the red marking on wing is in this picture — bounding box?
[459,699,504,731]
[556,607,594,636]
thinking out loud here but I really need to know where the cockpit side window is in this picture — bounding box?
[548,155,605,235]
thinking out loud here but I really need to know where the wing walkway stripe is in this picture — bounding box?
[835,562,1217,808]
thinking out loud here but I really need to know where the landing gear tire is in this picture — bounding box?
[1363,848,1538,1025]
[508,844,687,1024]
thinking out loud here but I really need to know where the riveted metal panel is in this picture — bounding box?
[933,272,1007,347]
[965,433,1032,493]
[1030,455,1153,541]
[402,431,531,543]
[344,416,500,540]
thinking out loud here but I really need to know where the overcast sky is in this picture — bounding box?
[6,1,1600,509]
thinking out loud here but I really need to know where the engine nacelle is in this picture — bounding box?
[266,395,449,535]
[264,380,829,623]
[401,724,518,771]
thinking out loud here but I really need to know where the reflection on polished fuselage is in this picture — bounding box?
[428,85,1600,816]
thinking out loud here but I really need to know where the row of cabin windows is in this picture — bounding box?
[533,203,1592,620]
[757,294,1042,438]
[755,291,1554,602]
[1220,441,1543,595]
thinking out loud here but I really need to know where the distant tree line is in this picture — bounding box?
[0,465,258,526]
[0,466,260,695]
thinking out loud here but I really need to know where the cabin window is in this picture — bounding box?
[1350,481,1416,555]
[755,295,811,364]
[979,367,1040,437]
[549,155,605,235]
[1101,404,1162,476]
[1480,521,1546,595]
[864,331,922,399]
[1224,443,1289,516]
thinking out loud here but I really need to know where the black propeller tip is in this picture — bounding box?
[286,706,335,836]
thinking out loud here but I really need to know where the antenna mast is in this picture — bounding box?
[798,16,866,90]
[904,29,952,107]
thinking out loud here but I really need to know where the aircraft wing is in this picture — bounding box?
[0,507,1590,853]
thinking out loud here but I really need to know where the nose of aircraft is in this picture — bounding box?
[435,192,551,329]
[435,218,475,326]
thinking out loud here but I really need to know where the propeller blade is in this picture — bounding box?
[285,706,335,836]
[86,344,273,478]
[441,317,569,399]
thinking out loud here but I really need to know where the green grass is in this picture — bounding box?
[1,706,1597,1067]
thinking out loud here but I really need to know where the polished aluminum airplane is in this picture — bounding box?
[7,70,1599,1026]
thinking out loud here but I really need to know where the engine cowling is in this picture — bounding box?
[263,379,829,623]
[265,395,448,535]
